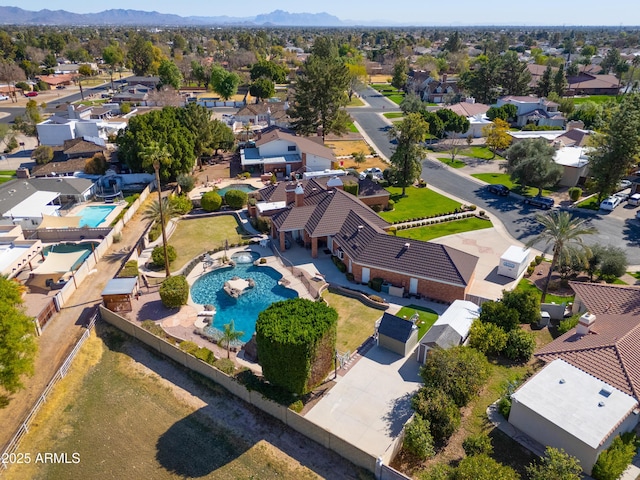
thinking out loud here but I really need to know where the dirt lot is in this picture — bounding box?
[326,140,371,156]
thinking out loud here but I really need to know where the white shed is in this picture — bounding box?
[498,246,530,279]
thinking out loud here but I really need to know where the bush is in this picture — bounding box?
[15,81,29,91]
[455,454,519,480]
[224,189,248,209]
[151,244,177,267]
[468,321,508,356]
[558,314,580,335]
[159,275,189,308]
[120,102,131,114]
[526,265,535,276]
[502,289,540,325]
[479,300,520,332]
[412,386,461,444]
[84,154,107,174]
[176,173,196,193]
[527,447,582,480]
[534,255,543,265]
[170,194,193,215]
[118,260,139,278]
[463,434,493,456]
[503,329,536,362]
[289,400,304,413]
[141,320,166,338]
[343,182,359,196]
[335,259,346,272]
[201,191,222,211]
[345,272,354,282]
[213,358,236,375]
[194,347,216,364]
[388,226,397,235]
[371,204,382,212]
[6,136,18,152]
[498,396,512,419]
[592,433,639,480]
[568,187,582,202]
[403,414,435,460]
[369,277,384,292]
[32,145,53,165]
[179,340,199,355]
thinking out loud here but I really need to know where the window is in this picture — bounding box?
[287,145,296,152]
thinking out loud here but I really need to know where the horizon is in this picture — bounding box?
[2,1,640,26]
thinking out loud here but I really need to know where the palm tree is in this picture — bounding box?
[142,198,179,225]
[220,320,244,359]
[526,211,596,303]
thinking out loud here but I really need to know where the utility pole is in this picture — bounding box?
[153,161,171,278]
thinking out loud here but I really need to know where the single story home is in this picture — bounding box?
[377,312,419,357]
[235,101,291,130]
[566,73,620,96]
[441,100,492,138]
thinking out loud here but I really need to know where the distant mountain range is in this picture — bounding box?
[0,7,358,27]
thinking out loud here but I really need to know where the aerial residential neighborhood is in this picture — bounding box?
[1,5,640,480]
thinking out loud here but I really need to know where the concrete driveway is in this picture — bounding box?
[304,345,422,463]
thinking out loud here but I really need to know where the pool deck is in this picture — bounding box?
[64,200,127,228]
[189,177,265,201]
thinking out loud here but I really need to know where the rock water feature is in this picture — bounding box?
[223,276,255,298]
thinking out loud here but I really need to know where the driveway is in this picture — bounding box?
[304,345,422,463]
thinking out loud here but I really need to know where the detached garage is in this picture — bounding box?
[377,313,419,357]
[498,246,530,279]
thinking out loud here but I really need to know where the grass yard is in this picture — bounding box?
[571,95,622,105]
[3,327,329,480]
[394,304,438,340]
[516,278,574,304]
[0,177,13,184]
[397,217,493,242]
[347,96,364,107]
[325,139,370,157]
[370,83,405,105]
[383,112,404,119]
[464,146,502,160]
[577,196,600,210]
[168,215,247,272]
[322,291,384,353]
[380,186,461,223]
[347,121,359,133]
[0,170,16,176]
[437,156,466,168]
[471,173,552,196]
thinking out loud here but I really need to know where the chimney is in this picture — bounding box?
[576,312,596,335]
[294,183,304,207]
[442,73,447,83]
[285,182,296,205]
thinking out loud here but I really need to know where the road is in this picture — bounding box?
[349,86,640,264]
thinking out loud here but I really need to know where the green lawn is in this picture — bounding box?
[471,173,552,196]
[168,215,248,272]
[383,112,404,119]
[572,95,622,105]
[464,146,502,160]
[347,96,364,107]
[515,278,574,304]
[0,170,16,176]
[437,156,466,168]
[322,291,384,353]
[3,327,326,480]
[577,196,600,210]
[397,217,493,242]
[370,83,405,105]
[0,177,13,184]
[395,304,438,340]
[379,186,461,223]
[347,122,359,133]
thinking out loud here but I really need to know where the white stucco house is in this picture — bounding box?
[442,100,493,138]
[496,95,565,128]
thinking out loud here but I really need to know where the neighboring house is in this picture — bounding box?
[235,101,291,130]
[112,85,150,105]
[553,146,590,187]
[0,178,95,228]
[420,74,461,104]
[241,128,336,177]
[62,137,107,159]
[37,74,75,87]
[566,73,621,96]
[0,225,42,279]
[496,96,565,128]
[31,158,89,178]
[377,312,419,357]
[55,63,98,75]
[510,358,638,475]
[441,99,492,138]
[407,69,433,95]
[124,76,160,89]
[416,299,479,362]
[265,181,477,303]
[509,282,640,474]
[37,116,126,147]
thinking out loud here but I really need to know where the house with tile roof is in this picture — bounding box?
[266,181,478,304]
[241,128,336,177]
[496,95,565,128]
[566,72,620,96]
[508,282,640,473]
[440,99,492,138]
[235,101,291,130]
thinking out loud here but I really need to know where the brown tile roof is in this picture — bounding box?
[273,205,316,231]
[236,101,288,117]
[536,282,640,399]
[336,211,478,286]
[567,73,619,90]
[444,102,490,117]
[556,129,592,147]
[255,128,335,161]
[31,158,88,177]
[63,138,105,156]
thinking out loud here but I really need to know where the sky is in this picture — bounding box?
[4,1,640,26]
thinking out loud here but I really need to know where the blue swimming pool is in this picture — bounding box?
[190,252,298,343]
[217,184,258,197]
[76,205,116,228]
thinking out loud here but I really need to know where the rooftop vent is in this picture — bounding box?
[559,378,566,384]
[599,387,612,398]
[357,225,364,230]
[598,401,605,407]
[404,243,410,248]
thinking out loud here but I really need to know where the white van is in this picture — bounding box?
[629,193,640,206]
[600,196,622,211]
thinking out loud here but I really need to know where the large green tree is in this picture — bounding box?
[288,37,350,139]
[505,138,563,196]
[536,64,554,97]
[499,50,532,96]
[210,65,240,101]
[459,54,502,104]
[158,59,183,90]
[250,59,288,83]
[588,94,640,201]
[126,35,155,76]
[0,277,38,407]
[391,58,408,92]
[102,43,124,91]
[249,77,275,102]
[526,211,596,303]
[388,112,429,196]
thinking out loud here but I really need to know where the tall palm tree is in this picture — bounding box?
[526,211,596,303]
[220,320,244,359]
[142,198,179,225]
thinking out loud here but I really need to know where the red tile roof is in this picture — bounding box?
[536,282,640,399]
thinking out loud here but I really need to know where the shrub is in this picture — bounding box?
[84,154,108,174]
[32,145,53,165]
[534,255,543,265]
[120,102,131,114]
[259,258,267,264]
[159,275,189,308]
[113,232,122,243]
[149,222,162,242]
[568,187,582,202]
[463,433,493,456]
[176,173,196,193]
[201,191,222,211]
[498,396,512,419]
[386,199,395,211]
[478,300,520,332]
[118,260,139,278]
[455,454,519,480]
[558,315,580,335]
[151,244,177,267]
[213,358,236,375]
[169,194,193,215]
[526,447,582,480]
[179,340,199,355]
[194,347,216,364]
[371,204,382,212]
[403,414,435,460]
[503,329,536,362]
[343,182,359,196]
[335,259,346,272]
[270,173,277,184]
[592,433,639,480]
[346,272,354,282]
[412,386,461,444]
[502,289,540,325]
[468,320,508,356]
[388,226,397,235]
[369,277,384,292]
[6,136,18,152]
[289,400,304,413]
[468,204,477,211]
[224,189,248,209]
[141,320,166,338]
[256,298,338,395]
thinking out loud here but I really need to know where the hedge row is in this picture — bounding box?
[394,212,483,229]
[389,205,477,225]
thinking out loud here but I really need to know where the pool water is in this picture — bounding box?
[190,252,298,343]
[42,241,100,270]
[76,205,116,228]
[217,184,258,197]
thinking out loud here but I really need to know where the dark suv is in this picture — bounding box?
[524,195,554,209]
[487,184,510,196]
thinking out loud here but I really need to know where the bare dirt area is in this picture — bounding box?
[325,140,371,157]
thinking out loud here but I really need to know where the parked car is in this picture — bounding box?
[629,193,640,206]
[614,191,630,202]
[618,179,632,190]
[25,91,38,97]
[359,167,383,180]
[55,85,66,90]
[600,196,622,211]
[523,195,554,209]
[487,184,510,196]
[0,95,8,101]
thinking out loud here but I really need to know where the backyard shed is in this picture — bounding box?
[377,312,419,357]
[498,245,530,279]
[101,277,139,313]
